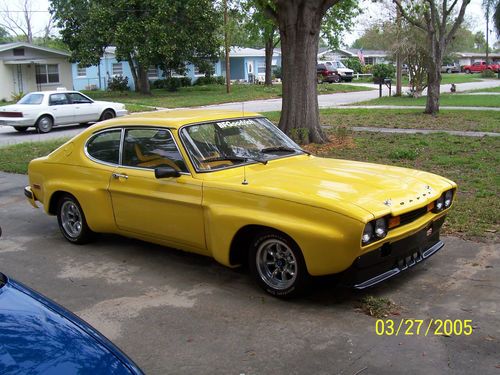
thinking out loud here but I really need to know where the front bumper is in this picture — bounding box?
[344,216,445,289]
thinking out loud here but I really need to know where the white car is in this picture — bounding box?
[0,89,128,133]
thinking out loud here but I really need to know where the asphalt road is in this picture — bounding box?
[1,79,499,147]
[1,172,499,374]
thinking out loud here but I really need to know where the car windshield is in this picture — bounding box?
[17,93,44,105]
[326,61,346,69]
[180,117,305,171]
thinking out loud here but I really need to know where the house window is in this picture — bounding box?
[36,64,60,84]
[193,65,201,75]
[112,63,123,75]
[257,64,266,74]
[77,65,87,77]
[364,57,374,65]
[147,66,158,79]
[13,48,25,56]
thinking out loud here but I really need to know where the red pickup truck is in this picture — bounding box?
[463,61,500,73]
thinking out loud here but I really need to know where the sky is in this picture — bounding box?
[0,0,497,48]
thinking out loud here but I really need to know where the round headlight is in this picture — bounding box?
[362,223,373,244]
[435,196,444,211]
[374,218,387,238]
[444,190,453,208]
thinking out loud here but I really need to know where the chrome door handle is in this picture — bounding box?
[112,173,128,179]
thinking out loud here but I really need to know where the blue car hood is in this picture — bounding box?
[0,275,142,375]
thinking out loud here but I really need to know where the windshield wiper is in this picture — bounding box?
[260,146,311,155]
[203,155,268,165]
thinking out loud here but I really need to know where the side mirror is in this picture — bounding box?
[154,166,181,179]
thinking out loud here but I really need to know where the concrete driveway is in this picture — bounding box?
[0,172,498,374]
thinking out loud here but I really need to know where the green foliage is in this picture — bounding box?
[321,0,361,49]
[50,0,222,93]
[372,64,395,80]
[152,77,192,91]
[361,64,373,74]
[194,76,225,85]
[107,76,129,92]
[0,26,11,43]
[344,57,362,73]
[351,22,397,50]
[389,148,420,160]
[10,92,24,102]
[481,69,497,78]
[273,66,282,79]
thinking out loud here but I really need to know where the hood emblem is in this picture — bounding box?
[383,199,392,207]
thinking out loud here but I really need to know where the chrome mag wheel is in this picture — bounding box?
[60,200,83,238]
[256,238,297,290]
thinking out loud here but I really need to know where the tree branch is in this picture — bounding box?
[393,0,427,32]
[445,0,471,45]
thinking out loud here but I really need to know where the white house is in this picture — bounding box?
[455,52,500,66]
[0,42,73,102]
[318,48,389,65]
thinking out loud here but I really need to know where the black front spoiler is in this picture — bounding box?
[344,216,446,290]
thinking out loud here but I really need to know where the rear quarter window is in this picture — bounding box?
[86,130,122,165]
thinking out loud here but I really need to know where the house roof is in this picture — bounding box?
[455,52,500,58]
[0,42,70,57]
[229,47,281,57]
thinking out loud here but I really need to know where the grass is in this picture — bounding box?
[124,103,156,113]
[354,73,483,85]
[264,108,500,133]
[467,86,500,93]
[311,132,500,240]
[352,93,500,108]
[359,296,399,318]
[0,139,69,174]
[82,83,372,109]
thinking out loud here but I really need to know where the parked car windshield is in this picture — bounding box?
[326,61,347,69]
[180,117,304,171]
[17,93,44,105]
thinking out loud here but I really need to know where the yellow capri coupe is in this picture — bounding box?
[25,110,456,297]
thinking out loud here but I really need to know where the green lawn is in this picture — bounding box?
[467,86,500,93]
[83,83,372,109]
[308,132,500,240]
[354,73,483,85]
[353,93,500,108]
[264,108,500,133]
[1,132,498,240]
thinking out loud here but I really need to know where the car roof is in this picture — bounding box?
[92,109,263,130]
[25,90,82,96]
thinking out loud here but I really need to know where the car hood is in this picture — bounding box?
[0,275,142,374]
[205,156,455,220]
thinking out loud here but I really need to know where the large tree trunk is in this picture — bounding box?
[264,36,274,86]
[127,55,140,93]
[425,36,443,115]
[276,1,329,144]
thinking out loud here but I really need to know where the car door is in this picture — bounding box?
[108,127,206,253]
[48,93,74,125]
[67,92,97,123]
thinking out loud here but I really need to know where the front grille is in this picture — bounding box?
[345,72,353,76]
[399,205,428,226]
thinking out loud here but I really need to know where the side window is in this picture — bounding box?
[49,93,69,106]
[68,93,92,104]
[122,128,188,172]
[86,130,122,164]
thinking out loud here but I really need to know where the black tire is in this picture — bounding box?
[57,195,94,244]
[36,115,53,133]
[332,75,341,83]
[446,69,451,74]
[465,69,471,74]
[99,109,115,121]
[13,126,28,132]
[248,230,310,298]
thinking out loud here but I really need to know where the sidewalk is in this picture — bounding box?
[339,105,500,111]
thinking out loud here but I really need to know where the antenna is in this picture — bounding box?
[242,165,248,185]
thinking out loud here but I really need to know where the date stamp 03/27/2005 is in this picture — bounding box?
[375,319,474,336]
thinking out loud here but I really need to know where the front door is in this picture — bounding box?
[108,127,206,252]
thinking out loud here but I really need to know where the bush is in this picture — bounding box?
[107,75,129,92]
[372,64,395,83]
[11,91,24,102]
[361,64,373,74]
[152,77,191,91]
[344,58,362,73]
[480,69,496,78]
[273,66,282,79]
[194,76,225,85]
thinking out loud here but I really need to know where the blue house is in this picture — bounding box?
[72,47,281,91]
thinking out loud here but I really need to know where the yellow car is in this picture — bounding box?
[25,110,456,297]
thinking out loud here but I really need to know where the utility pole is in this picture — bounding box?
[224,0,231,94]
[485,1,490,65]
[396,5,402,96]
